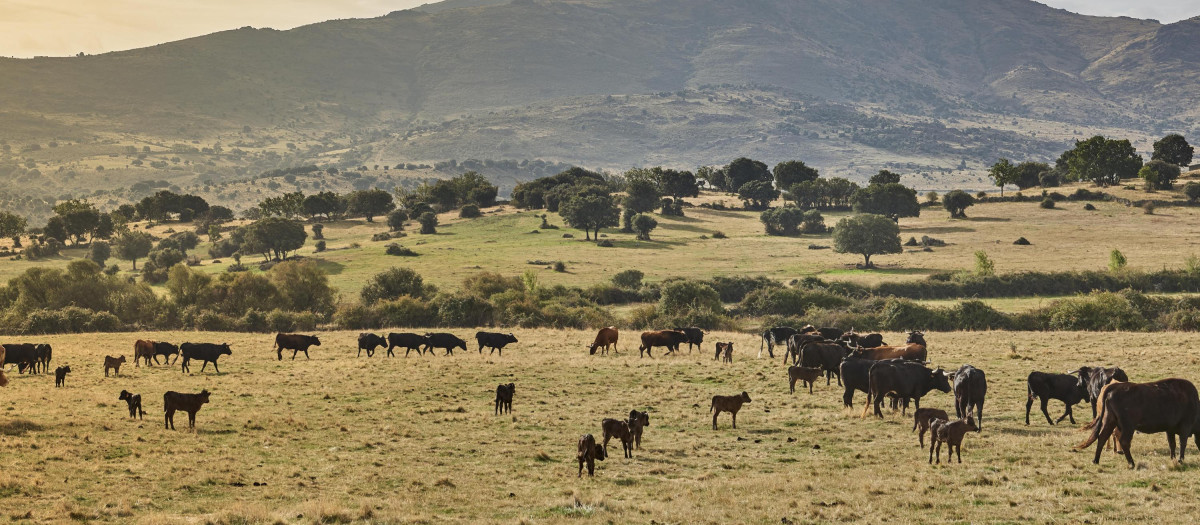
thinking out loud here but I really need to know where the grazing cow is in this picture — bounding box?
[36,344,52,374]
[274,333,321,361]
[577,434,607,477]
[3,343,39,374]
[494,383,515,415]
[119,390,144,419]
[588,327,619,355]
[710,391,752,430]
[476,332,518,356]
[386,332,429,357]
[134,340,157,367]
[672,327,705,353]
[1076,378,1200,467]
[601,418,634,458]
[180,343,232,374]
[721,342,733,363]
[759,326,798,359]
[929,414,979,464]
[628,410,650,450]
[104,355,126,377]
[785,333,826,365]
[798,342,849,386]
[638,330,689,358]
[839,330,886,349]
[55,365,71,387]
[788,365,823,394]
[424,333,467,356]
[913,408,949,447]
[1077,366,1130,419]
[163,390,211,430]
[864,362,951,418]
[1025,371,1087,425]
[357,333,387,357]
[952,365,987,431]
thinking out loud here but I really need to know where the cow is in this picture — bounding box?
[720,342,734,363]
[638,330,688,358]
[274,333,321,361]
[952,365,987,431]
[151,342,180,365]
[1075,378,1200,467]
[814,326,844,341]
[601,418,634,458]
[1076,366,1130,419]
[476,332,518,356]
[134,340,157,367]
[710,391,752,430]
[104,355,126,377]
[913,408,949,447]
[494,383,515,415]
[164,390,211,430]
[784,333,826,365]
[357,333,387,357]
[850,331,928,362]
[798,341,849,386]
[788,365,823,394]
[55,365,71,387]
[119,390,145,419]
[929,413,978,464]
[386,332,429,357]
[864,362,951,419]
[1025,371,1087,425]
[36,344,51,374]
[839,330,885,349]
[628,410,650,450]
[759,326,798,359]
[577,434,607,477]
[588,327,619,355]
[672,327,704,353]
[3,343,39,374]
[841,357,918,410]
[180,343,232,374]
[0,346,6,387]
[424,333,467,356]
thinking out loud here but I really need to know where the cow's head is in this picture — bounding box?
[593,443,607,461]
[740,391,752,403]
[800,324,816,333]
[630,409,649,426]
[220,344,232,355]
[506,333,518,343]
[311,336,322,346]
[198,389,211,404]
[906,331,927,345]
[932,368,952,392]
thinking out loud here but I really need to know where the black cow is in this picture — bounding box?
[1077,366,1130,419]
[358,333,387,357]
[476,332,518,356]
[839,356,876,408]
[952,365,987,431]
[3,343,40,374]
[1076,378,1200,467]
[36,344,52,374]
[815,327,844,341]
[424,333,467,356]
[274,333,320,361]
[1025,371,1087,425]
[865,361,951,418]
[672,327,704,353]
[839,331,885,349]
[797,342,849,386]
[152,342,180,365]
[759,327,798,359]
[785,333,825,365]
[387,332,430,357]
[180,343,232,373]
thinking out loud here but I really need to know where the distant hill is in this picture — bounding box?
[0,0,1196,202]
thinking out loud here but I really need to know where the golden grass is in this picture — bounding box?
[5,329,1200,522]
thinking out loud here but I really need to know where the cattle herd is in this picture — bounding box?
[3,325,1200,475]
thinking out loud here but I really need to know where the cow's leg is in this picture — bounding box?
[579,458,584,478]
[1118,425,1135,468]
[789,376,796,394]
[956,443,962,463]
[1092,420,1116,464]
[731,411,737,429]
[873,395,885,419]
[212,361,220,374]
[977,401,984,432]
[1168,433,1178,460]
[200,361,208,372]
[277,348,283,361]
[1180,431,1190,463]
[189,410,197,429]
[712,411,718,430]
[843,387,854,408]
[808,381,814,394]
[166,409,174,430]
[1066,404,1076,425]
[1039,398,1054,425]
[928,439,935,463]
[934,440,942,464]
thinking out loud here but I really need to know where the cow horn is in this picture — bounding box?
[1065,368,1080,375]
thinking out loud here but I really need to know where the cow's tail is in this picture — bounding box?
[1080,380,1117,432]
[1075,390,1112,450]
[862,371,876,418]
[709,398,715,413]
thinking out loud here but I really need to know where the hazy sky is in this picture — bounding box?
[0,0,1196,58]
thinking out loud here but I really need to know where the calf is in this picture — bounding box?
[788,365,823,394]
[424,333,467,356]
[912,408,949,447]
[600,418,634,458]
[357,333,387,357]
[180,343,232,373]
[628,409,650,450]
[952,365,987,431]
[386,332,429,357]
[638,330,688,358]
[577,434,607,477]
[134,339,156,367]
[36,344,51,374]
[929,414,979,464]
[588,327,619,355]
[710,391,752,430]
[55,365,71,387]
[715,342,734,362]
[119,390,145,419]
[163,390,211,430]
[672,327,704,353]
[476,332,518,356]
[274,333,320,360]
[1025,371,1087,425]
[760,326,799,359]
[494,383,515,415]
[104,355,126,377]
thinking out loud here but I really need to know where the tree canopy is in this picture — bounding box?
[1152,134,1194,167]
[242,217,307,261]
[774,161,820,189]
[1061,135,1143,187]
[346,189,395,222]
[942,189,975,218]
[114,231,154,270]
[987,158,1019,196]
[851,183,920,220]
[832,214,902,268]
[558,186,619,240]
[738,180,779,210]
[868,170,901,186]
[724,157,772,194]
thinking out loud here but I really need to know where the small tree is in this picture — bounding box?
[387,209,408,231]
[361,267,433,305]
[311,223,323,240]
[1138,160,1181,191]
[738,180,780,210]
[974,250,995,277]
[459,204,481,218]
[987,158,1019,196]
[612,269,644,289]
[208,224,223,242]
[658,280,723,315]
[942,190,975,218]
[418,212,438,234]
[632,214,658,240]
[89,241,111,266]
[114,231,154,270]
[1152,133,1194,167]
[799,210,826,234]
[347,189,395,222]
[0,211,26,248]
[868,169,901,186]
[832,214,901,268]
[1186,182,1200,203]
[925,191,939,204]
[774,161,820,188]
[1061,135,1143,187]
[559,189,619,240]
[760,207,805,236]
[1109,249,1127,273]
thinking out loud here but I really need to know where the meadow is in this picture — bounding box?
[3,329,1200,523]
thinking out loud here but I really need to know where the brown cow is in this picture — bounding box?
[710,391,752,430]
[788,365,823,394]
[715,342,734,363]
[134,340,156,367]
[851,331,928,362]
[0,346,8,387]
[929,413,978,464]
[164,390,211,430]
[1075,378,1200,467]
[913,407,949,447]
[104,355,126,377]
[589,327,619,355]
[601,418,634,458]
[638,330,688,358]
[577,434,607,477]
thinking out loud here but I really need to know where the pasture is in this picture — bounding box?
[3,329,1200,523]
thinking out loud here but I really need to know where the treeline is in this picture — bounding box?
[989,133,1194,193]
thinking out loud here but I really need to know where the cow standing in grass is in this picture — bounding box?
[386,333,429,357]
[357,333,387,357]
[476,332,518,356]
[180,343,232,373]
[588,327,619,355]
[274,333,321,361]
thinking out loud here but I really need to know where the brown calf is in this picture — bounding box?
[929,414,978,464]
[710,391,752,430]
[577,434,607,477]
[104,355,126,377]
[601,418,634,458]
[912,408,949,447]
[788,366,823,394]
[589,327,619,355]
[164,390,211,430]
[133,340,156,367]
[628,409,650,450]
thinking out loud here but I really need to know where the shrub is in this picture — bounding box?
[711,231,727,239]
[659,281,723,316]
[1042,292,1146,331]
[375,297,439,327]
[195,310,236,331]
[418,212,438,234]
[974,251,995,277]
[385,244,418,256]
[371,232,392,242]
[612,269,644,289]
[387,209,408,231]
[705,275,781,302]
[315,240,326,252]
[877,298,952,332]
[597,239,613,247]
[87,311,122,332]
[1186,182,1200,203]
[1109,249,1127,273]
[739,288,851,317]
[459,204,481,218]
[799,210,826,234]
[312,223,324,240]
[1039,171,1061,187]
[434,293,495,327]
[950,300,1009,330]
[1083,203,1096,211]
[903,237,919,247]
[463,272,524,298]
[760,207,805,236]
[1143,202,1155,215]
[1040,198,1055,209]
[333,303,381,330]
[239,309,270,332]
[361,268,434,305]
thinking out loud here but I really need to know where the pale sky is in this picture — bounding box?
[0,0,1196,58]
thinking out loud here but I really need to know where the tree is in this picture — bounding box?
[44,216,68,243]
[114,231,154,270]
[361,267,433,305]
[657,168,700,202]
[800,210,826,234]
[346,189,395,222]
[558,188,619,240]
[942,190,975,218]
[170,231,200,254]
[418,212,438,234]
[1014,161,1050,190]
[89,241,111,266]
[623,170,662,224]
[851,183,920,220]
[987,158,1019,196]
[1138,160,1181,190]
[612,269,644,289]
[760,207,805,236]
[259,191,305,218]
[1152,134,1194,167]
[868,169,901,186]
[695,165,727,191]
[774,161,819,189]
[738,180,780,210]
[632,214,658,241]
[268,260,336,315]
[832,214,902,268]
[302,191,343,220]
[387,210,408,232]
[1061,136,1143,187]
[0,211,27,247]
[724,157,772,194]
[242,217,307,261]
[659,281,723,315]
[1186,182,1200,203]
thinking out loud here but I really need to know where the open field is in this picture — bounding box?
[4,329,1200,523]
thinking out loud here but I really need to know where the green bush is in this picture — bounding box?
[1039,198,1055,209]
[334,303,381,330]
[375,297,439,328]
[877,298,952,331]
[385,243,418,256]
[195,310,236,331]
[1042,292,1147,331]
[361,268,434,304]
[239,309,270,332]
[949,300,1010,330]
[459,204,482,218]
[434,293,495,327]
[659,281,723,316]
[612,269,645,289]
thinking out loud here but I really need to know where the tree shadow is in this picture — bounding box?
[313,259,346,275]
[604,238,687,250]
[963,216,1012,222]
[656,214,705,224]
[0,419,44,436]
[658,222,713,234]
[905,225,975,234]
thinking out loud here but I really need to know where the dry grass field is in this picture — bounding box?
[4,329,1200,523]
